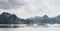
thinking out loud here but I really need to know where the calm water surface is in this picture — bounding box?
[0,26,60,31]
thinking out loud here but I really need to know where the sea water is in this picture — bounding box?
[0,25,60,31]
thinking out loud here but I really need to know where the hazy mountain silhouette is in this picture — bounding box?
[0,12,60,25]
[29,15,60,25]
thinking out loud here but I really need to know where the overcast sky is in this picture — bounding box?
[0,0,60,19]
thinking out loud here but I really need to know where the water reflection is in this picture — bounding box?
[0,26,60,31]
[0,24,60,31]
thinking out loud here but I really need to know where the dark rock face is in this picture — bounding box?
[0,12,22,24]
[7,14,17,24]
[0,12,33,28]
[0,12,24,28]
[0,12,33,24]
[0,12,11,24]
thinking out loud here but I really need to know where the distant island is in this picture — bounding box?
[0,12,60,28]
[0,12,33,28]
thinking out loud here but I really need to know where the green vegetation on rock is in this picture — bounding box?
[0,12,33,24]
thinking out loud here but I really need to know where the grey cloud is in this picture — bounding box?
[9,0,32,5]
[0,0,32,9]
[0,1,10,9]
[0,0,60,18]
